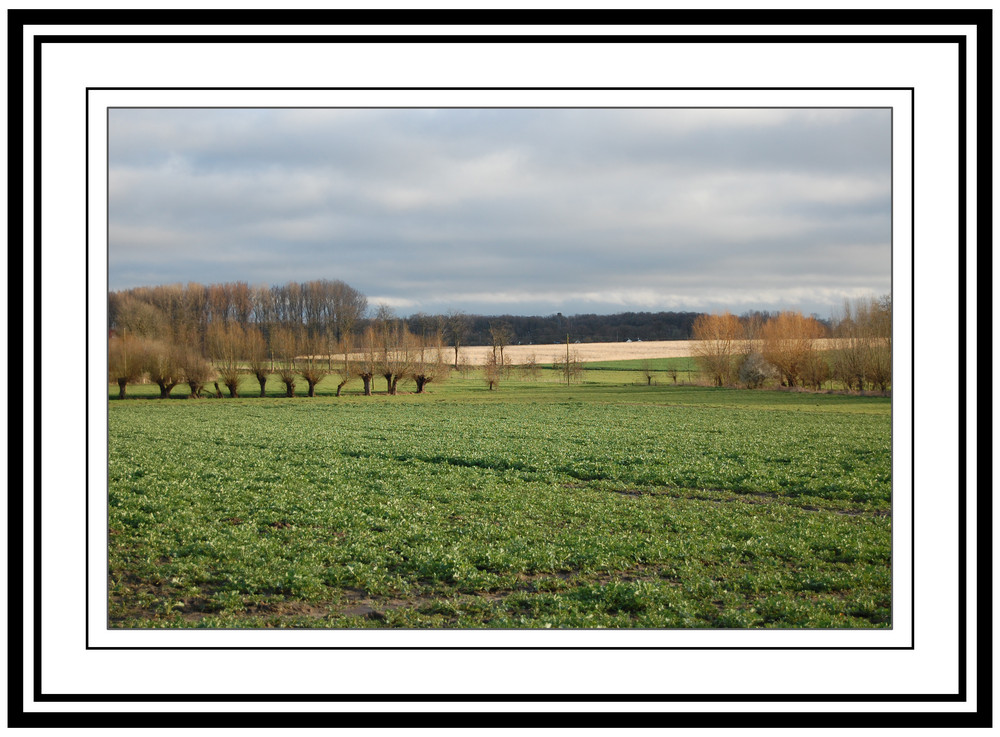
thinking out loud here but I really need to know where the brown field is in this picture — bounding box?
[311,338,847,367]
[450,338,844,366]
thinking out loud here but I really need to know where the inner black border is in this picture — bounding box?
[9,14,988,728]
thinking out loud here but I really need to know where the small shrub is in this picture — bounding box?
[738,352,777,389]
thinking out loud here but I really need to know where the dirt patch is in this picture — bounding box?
[244,601,331,618]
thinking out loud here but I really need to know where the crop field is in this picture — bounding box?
[450,338,846,365]
[108,371,892,629]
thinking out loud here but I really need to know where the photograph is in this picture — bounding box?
[106,106,893,631]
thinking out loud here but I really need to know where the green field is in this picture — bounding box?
[572,357,699,372]
[108,369,892,629]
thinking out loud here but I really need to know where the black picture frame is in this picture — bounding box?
[8,10,989,728]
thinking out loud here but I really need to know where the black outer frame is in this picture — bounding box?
[8,11,990,728]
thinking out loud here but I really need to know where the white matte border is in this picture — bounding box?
[24,25,972,711]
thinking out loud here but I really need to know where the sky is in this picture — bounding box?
[108,107,892,318]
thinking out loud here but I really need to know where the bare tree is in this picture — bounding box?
[111,295,167,339]
[801,350,831,390]
[244,326,270,397]
[519,353,541,381]
[144,339,183,399]
[270,326,299,397]
[866,295,892,392]
[353,326,380,396]
[207,282,232,327]
[445,310,469,369]
[180,348,214,399]
[298,335,329,397]
[638,358,656,386]
[831,295,891,392]
[483,351,501,391]
[108,334,148,399]
[692,312,741,387]
[412,334,449,394]
[736,312,765,377]
[181,282,210,353]
[228,281,253,328]
[312,279,368,344]
[331,338,355,397]
[371,305,417,395]
[207,322,244,397]
[250,284,278,341]
[563,350,584,385]
[761,311,827,388]
[380,324,417,396]
[553,336,584,385]
[489,321,513,368]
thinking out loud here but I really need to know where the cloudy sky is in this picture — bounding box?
[108,107,891,317]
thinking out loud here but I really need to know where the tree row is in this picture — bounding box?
[109,315,455,400]
[691,296,892,392]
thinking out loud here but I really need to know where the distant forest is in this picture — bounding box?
[456,311,699,345]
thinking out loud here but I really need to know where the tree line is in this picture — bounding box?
[109,303,453,401]
[109,280,369,350]
[106,280,692,400]
[108,280,447,399]
[452,310,702,345]
[691,295,891,392]
[108,280,889,399]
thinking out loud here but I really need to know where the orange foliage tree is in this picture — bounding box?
[692,312,742,386]
[760,311,827,388]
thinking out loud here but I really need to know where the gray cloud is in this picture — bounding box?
[108,107,891,317]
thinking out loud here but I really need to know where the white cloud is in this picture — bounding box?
[367,295,420,310]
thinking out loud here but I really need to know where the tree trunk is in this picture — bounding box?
[362,376,372,396]
[307,380,317,397]
[415,376,427,393]
[117,379,127,399]
[225,381,239,398]
[284,380,295,397]
[389,376,398,396]
[336,379,348,397]
[257,375,267,397]
[189,382,203,399]
[383,373,393,393]
[454,344,459,369]
[156,380,177,399]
